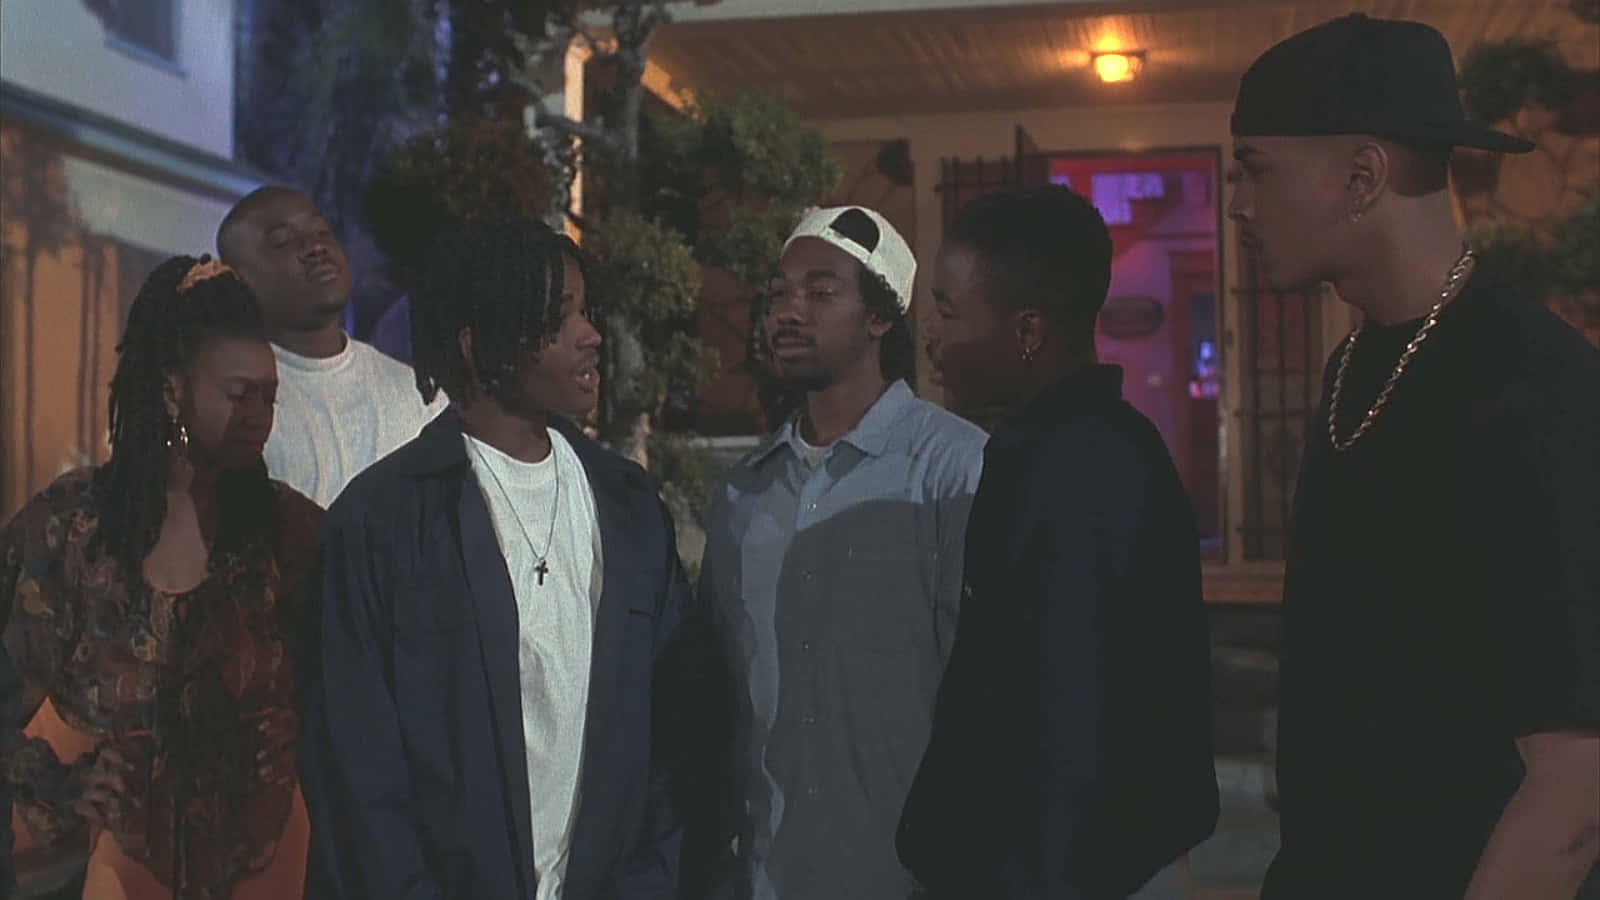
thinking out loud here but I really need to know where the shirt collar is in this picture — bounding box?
[745,379,917,467]
[398,404,636,486]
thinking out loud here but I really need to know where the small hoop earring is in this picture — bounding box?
[1021,347,1036,364]
[167,419,190,456]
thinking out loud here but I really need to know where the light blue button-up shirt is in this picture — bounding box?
[700,380,987,899]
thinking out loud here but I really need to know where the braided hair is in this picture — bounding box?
[93,255,280,575]
[858,265,916,385]
[411,218,590,406]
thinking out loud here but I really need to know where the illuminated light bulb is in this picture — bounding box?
[1092,51,1145,84]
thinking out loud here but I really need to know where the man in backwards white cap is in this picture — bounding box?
[696,206,987,898]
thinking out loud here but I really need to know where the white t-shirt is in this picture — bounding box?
[794,431,832,470]
[465,428,602,900]
[264,336,446,507]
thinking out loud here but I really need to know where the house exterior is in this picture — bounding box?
[645,3,1596,890]
[0,0,1591,893]
[1,3,265,893]
[0,0,262,520]
[649,0,1599,591]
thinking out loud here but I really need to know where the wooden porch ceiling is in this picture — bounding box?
[648,0,1598,119]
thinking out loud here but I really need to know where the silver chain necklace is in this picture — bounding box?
[469,438,560,586]
[1327,246,1475,451]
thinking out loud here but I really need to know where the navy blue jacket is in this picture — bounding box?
[299,409,708,900]
[898,366,1218,898]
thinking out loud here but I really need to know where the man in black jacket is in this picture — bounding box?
[899,186,1218,898]
[299,219,712,900]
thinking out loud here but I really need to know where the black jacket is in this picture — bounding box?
[299,408,713,900]
[898,366,1219,898]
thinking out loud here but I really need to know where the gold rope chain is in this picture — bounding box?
[1327,246,1476,452]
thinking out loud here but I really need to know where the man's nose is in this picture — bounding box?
[1226,186,1251,223]
[769,290,806,323]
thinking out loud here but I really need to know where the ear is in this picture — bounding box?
[1015,309,1047,358]
[866,310,895,340]
[163,374,184,420]
[1347,140,1391,220]
[457,326,476,370]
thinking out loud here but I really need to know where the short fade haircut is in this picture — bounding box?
[216,185,308,264]
[946,186,1113,350]
[1379,137,1452,197]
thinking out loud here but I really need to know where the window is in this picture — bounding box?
[936,155,1018,228]
[85,0,178,64]
[1235,241,1325,560]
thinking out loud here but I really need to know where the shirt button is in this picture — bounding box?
[802,713,818,725]
[806,786,819,798]
[808,502,818,511]
[801,641,813,652]
[801,570,814,583]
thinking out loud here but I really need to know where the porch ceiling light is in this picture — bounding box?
[1092,50,1146,84]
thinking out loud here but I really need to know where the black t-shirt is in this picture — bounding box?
[1264,263,1600,898]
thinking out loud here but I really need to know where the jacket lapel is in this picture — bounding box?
[562,425,653,891]
[455,454,537,899]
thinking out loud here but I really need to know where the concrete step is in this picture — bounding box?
[1210,645,1278,703]
[1212,701,1277,755]
[1206,607,1282,651]
[1215,753,1276,811]
[1191,806,1280,890]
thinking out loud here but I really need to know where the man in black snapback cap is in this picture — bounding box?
[1229,13,1600,900]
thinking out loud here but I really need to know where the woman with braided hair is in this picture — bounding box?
[0,255,320,899]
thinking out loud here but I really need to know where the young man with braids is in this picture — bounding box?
[1226,15,1600,898]
[298,219,711,900]
[697,206,986,899]
[218,186,445,507]
[2,256,321,899]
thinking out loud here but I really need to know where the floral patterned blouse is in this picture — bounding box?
[0,468,321,899]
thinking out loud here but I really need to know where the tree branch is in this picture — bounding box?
[611,0,673,60]
[529,105,623,155]
[565,206,595,232]
[553,12,610,56]
[508,24,574,73]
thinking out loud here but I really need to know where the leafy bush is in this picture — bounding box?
[1468,218,1554,299]
[1458,39,1578,124]
[1550,197,1599,295]
[364,117,556,287]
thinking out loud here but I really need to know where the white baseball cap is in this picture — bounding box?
[783,206,917,314]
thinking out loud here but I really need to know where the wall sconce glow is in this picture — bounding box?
[1092,51,1146,84]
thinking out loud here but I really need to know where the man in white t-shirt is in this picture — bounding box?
[298,218,713,900]
[218,186,444,506]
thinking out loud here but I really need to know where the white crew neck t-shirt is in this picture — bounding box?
[465,429,603,900]
[264,335,446,507]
